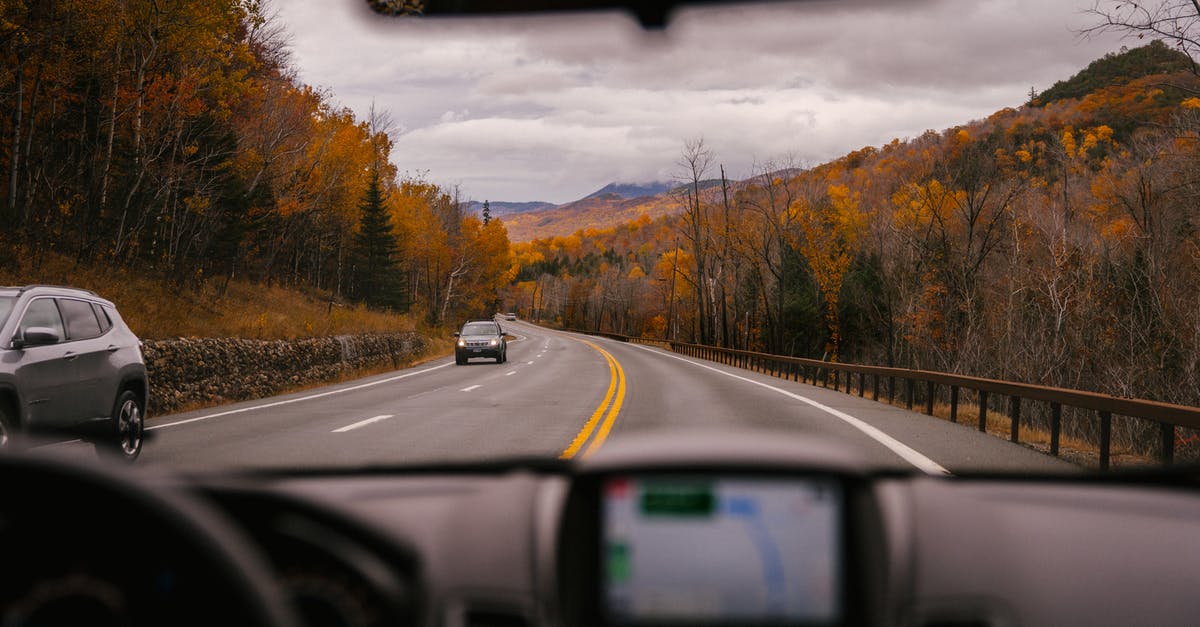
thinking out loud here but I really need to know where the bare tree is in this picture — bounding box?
[675,137,716,344]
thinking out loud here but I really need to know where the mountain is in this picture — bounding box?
[497,178,745,241]
[584,181,674,200]
[464,200,556,217]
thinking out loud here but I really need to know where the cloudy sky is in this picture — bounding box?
[274,0,1129,204]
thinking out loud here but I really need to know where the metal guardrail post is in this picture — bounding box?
[950,386,959,423]
[1050,403,1061,456]
[978,391,988,432]
[1099,410,1112,470]
[1160,423,1174,466]
[1010,396,1021,443]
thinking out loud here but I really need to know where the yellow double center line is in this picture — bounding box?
[560,340,626,459]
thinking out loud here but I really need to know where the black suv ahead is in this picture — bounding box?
[0,286,148,460]
[455,320,507,365]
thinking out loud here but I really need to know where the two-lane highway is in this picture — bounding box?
[45,321,1075,473]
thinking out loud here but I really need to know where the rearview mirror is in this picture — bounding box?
[454,332,461,337]
[367,0,751,28]
[19,327,62,347]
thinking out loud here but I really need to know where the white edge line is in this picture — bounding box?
[147,361,454,431]
[628,344,950,475]
[332,414,393,433]
[461,384,481,392]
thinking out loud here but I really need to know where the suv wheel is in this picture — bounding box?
[455,354,466,365]
[0,402,13,450]
[96,390,144,462]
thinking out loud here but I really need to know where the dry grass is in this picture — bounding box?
[0,249,417,340]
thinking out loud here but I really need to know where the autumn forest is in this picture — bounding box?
[0,0,511,327]
[3,3,1200,429]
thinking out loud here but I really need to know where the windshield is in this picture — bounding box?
[2,0,1198,473]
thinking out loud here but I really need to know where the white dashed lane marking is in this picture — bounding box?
[332,414,393,433]
[461,385,482,392]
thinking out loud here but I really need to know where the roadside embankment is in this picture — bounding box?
[141,332,429,414]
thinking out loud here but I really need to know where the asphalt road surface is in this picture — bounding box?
[47,321,1077,473]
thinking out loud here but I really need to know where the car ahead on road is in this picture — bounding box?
[0,285,147,461]
[504,312,517,321]
[455,319,508,364]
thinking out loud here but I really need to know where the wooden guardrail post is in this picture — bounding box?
[859,373,866,397]
[905,379,915,410]
[925,381,935,416]
[873,374,880,400]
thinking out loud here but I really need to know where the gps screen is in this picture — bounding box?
[602,476,842,624]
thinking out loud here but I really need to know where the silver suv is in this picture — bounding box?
[0,286,147,460]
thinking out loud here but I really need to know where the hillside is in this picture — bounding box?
[0,251,419,340]
[1034,39,1194,105]
[505,42,1200,424]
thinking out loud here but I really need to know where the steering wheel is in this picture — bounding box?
[0,452,296,627]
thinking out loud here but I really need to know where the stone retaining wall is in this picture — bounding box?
[141,332,428,414]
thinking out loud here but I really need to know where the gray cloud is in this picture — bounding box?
[274,0,1126,203]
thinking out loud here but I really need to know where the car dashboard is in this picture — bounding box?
[3,431,1199,627]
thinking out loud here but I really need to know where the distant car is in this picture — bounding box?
[455,320,507,365]
[0,285,147,460]
[504,312,517,321]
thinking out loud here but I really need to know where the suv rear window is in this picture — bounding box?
[60,298,103,340]
[462,322,499,335]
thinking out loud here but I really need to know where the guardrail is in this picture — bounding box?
[569,329,1200,469]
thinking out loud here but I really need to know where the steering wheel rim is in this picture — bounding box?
[0,452,297,627]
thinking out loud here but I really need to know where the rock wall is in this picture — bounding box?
[140,332,429,414]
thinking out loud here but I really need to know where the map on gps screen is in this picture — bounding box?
[603,476,842,623]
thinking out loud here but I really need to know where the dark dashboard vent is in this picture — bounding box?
[464,608,531,627]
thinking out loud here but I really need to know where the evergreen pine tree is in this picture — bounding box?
[482,199,491,225]
[352,168,407,310]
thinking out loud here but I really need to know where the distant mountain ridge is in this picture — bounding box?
[584,181,674,200]
[464,200,556,216]
[487,177,770,241]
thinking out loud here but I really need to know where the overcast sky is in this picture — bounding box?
[274,0,1129,204]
